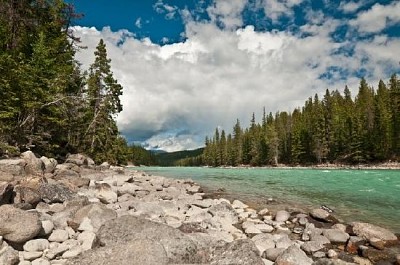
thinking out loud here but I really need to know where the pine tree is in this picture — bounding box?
[83,39,123,163]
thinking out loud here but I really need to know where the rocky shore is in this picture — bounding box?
[0,152,399,265]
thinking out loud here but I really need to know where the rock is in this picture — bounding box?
[258,208,269,215]
[71,203,116,232]
[21,151,44,176]
[48,229,69,243]
[255,223,274,233]
[31,258,51,265]
[65,154,89,166]
[313,258,357,265]
[23,239,50,252]
[360,247,392,263]
[66,239,168,265]
[264,248,285,262]
[62,246,82,259]
[275,210,290,222]
[311,234,331,245]
[13,185,41,207]
[210,239,264,265]
[40,156,57,174]
[352,222,397,242]
[314,251,326,258]
[77,231,97,251]
[94,183,117,204]
[96,215,202,264]
[323,229,350,243]
[275,234,293,249]
[39,220,54,236]
[0,182,13,205]
[275,245,313,265]
[396,254,400,265]
[310,208,330,221]
[346,236,366,254]
[208,201,238,224]
[353,256,373,265]
[232,199,248,209]
[251,233,275,254]
[301,241,325,254]
[38,183,75,203]
[0,241,19,265]
[0,159,26,181]
[99,162,110,170]
[327,249,337,258]
[263,259,274,265]
[0,205,41,244]
[369,237,385,250]
[22,251,43,260]
[53,170,89,188]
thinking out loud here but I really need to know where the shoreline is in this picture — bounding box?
[1,152,399,264]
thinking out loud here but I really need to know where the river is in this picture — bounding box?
[131,167,400,233]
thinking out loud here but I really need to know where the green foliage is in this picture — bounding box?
[0,1,129,164]
[201,76,400,167]
[156,148,204,166]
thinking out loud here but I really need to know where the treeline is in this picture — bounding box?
[0,0,130,164]
[198,76,400,167]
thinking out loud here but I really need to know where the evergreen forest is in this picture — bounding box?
[196,76,400,167]
[0,0,151,165]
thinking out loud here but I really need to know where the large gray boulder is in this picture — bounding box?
[66,238,168,265]
[13,185,41,207]
[21,151,44,176]
[38,183,75,203]
[96,215,202,264]
[40,156,57,174]
[322,229,349,243]
[0,159,26,181]
[65,154,94,167]
[70,203,117,232]
[210,239,264,265]
[352,222,398,242]
[208,201,238,224]
[275,245,313,265]
[0,205,41,244]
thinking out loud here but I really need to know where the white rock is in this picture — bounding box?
[48,230,69,243]
[77,231,97,251]
[22,251,43,261]
[275,210,290,222]
[23,239,50,252]
[61,246,82,259]
[245,226,262,235]
[251,234,275,253]
[31,258,51,265]
[77,217,94,232]
[258,208,269,215]
[255,223,274,233]
[40,220,54,236]
[232,200,248,209]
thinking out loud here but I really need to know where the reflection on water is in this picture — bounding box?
[132,167,400,232]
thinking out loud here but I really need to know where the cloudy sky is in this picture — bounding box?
[68,0,400,152]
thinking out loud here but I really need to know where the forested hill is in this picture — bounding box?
[198,76,400,167]
[156,148,204,166]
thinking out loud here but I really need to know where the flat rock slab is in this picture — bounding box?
[210,239,264,265]
[352,222,398,242]
[97,215,203,264]
[66,238,168,265]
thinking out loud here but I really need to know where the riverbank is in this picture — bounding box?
[0,152,399,264]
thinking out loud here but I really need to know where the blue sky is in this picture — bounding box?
[69,0,400,151]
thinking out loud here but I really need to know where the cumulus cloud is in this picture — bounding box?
[206,0,247,29]
[349,1,400,33]
[339,1,363,14]
[71,2,399,151]
[258,0,304,22]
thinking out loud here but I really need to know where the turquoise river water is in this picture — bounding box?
[132,167,400,233]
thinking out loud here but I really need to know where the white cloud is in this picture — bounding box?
[339,1,363,14]
[207,0,247,29]
[349,1,400,33]
[258,0,304,22]
[135,18,142,28]
[153,0,178,20]
[71,11,399,151]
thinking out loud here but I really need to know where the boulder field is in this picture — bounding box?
[0,151,399,265]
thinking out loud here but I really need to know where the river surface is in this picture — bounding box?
[132,167,400,233]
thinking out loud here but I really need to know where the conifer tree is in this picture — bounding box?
[83,39,123,163]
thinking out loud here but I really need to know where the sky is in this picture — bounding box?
[67,0,400,152]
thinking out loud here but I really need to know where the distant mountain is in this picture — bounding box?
[155,148,204,166]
